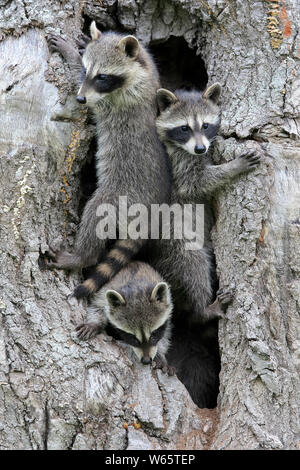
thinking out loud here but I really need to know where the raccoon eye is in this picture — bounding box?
[181,125,190,132]
[95,74,107,81]
[203,123,209,129]
[126,336,141,347]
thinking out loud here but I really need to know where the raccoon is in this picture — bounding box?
[76,261,174,374]
[153,85,260,407]
[44,22,171,298]
[153,84,261,323]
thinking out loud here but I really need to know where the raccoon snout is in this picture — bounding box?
[141,356,152,365]
[194,144,206,154]
[77,95,87,104]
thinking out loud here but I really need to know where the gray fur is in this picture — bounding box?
[76,261,174,374]
[153,85,261,323]
[45,27,171,294]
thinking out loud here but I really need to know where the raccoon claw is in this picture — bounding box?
[45,245,59,261]
[76,35,90,54]
[47,35,81,64]
[38,255,48,271]
[153,358,176,376]
[42,245,80,271]
[38,245,59,270]
[41,245,62,270]
[217,287,234,309]
[76,322,102,340]
[47,34,66,54]
[203,287,235,320]
[238,150,261,170]
[166,365,176,376]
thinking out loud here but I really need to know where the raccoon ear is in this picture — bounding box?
[157,89,178,113]
[151,282,171,304]
[117,36,139,59]
[90,21,101,41]
[202,83,221,104]
[106,290,126,308]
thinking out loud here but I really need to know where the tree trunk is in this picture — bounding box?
[0,0,299,450]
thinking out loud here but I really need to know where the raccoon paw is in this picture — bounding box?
[75,322,102,340]
[39,245,59,270]
[40,245,64,269]
[47,35,68,55]
[166,365,176,376]
[203,287,235,320]
[153,358,176,376]
[47,35,81,64]
[76,34,90,55]
[217,287,235,312]
[237,150,261,172]
[42,245,81,271]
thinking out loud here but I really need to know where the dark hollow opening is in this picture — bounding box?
[149,36,208,91]
[78,136,98,216]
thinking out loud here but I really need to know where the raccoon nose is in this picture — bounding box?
[76,95,86,104]
[141,356,152,365]
[194,144,206,154]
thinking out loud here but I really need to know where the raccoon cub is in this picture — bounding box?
[76,261,174,374]
[45,22,171,298]
[154,84,261,323]
[154,85,260,407]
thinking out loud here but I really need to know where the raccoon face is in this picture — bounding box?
[77,21,147,106]
[156,84,221,156]
[104,282,172,364]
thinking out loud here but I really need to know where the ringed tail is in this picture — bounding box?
[73,238,146,299]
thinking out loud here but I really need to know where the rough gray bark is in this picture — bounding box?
[0,0,299,450]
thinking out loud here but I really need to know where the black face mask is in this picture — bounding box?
[106,322,141,347]
[91,74,126,94]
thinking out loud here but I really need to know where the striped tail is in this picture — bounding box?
[73,238,146,299]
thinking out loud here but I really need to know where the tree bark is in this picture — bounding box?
[0,0,299,450]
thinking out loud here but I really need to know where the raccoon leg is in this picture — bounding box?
[42,245,85,271]
[47,35,83,88]
[153,354,176,376]
[174,248,214,323]
[44,191,113,271]
[200,150,261,196]
[150,242,213,323]
[203,287,235,319]
[76,304,107,340]
[73,238,147,299]
[43,239,105,272]
[47,35,82,67]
